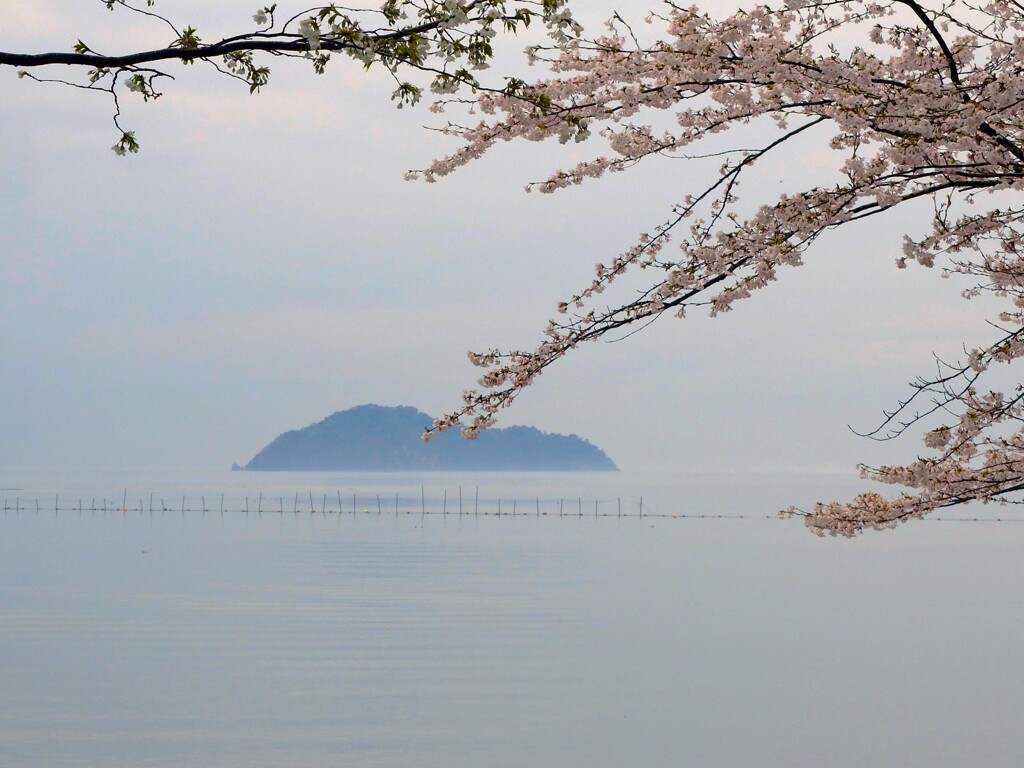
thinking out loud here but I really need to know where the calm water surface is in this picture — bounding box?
[1,470,1022,767]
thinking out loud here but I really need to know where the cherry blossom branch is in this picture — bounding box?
[415,0,1024,535]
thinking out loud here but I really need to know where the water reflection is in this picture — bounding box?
[1,472,1023,767]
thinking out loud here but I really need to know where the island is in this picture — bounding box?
[235,404,617,471]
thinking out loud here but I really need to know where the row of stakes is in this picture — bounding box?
[2,490,1021,523]
[0,488,772,520]
[1,490,655,517]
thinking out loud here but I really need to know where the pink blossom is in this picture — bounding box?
[418,0,1024,535]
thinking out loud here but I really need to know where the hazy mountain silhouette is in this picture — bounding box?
[236,404,617,471]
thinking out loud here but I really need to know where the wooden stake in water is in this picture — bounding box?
[257,493,262,515]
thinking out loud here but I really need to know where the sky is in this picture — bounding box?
[0,1,1004,475]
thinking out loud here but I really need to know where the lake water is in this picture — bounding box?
[2,470,1022,767]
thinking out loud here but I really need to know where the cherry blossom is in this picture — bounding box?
[415,0,1024,535]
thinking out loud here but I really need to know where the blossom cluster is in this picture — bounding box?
[417,0,1024,534]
